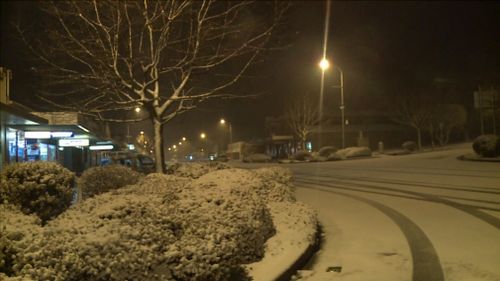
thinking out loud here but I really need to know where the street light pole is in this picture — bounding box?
[338,67,345,149]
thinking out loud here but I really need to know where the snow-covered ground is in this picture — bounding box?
[294,144,500,281]
[235,143,500,281]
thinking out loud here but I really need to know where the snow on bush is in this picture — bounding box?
[253,166,294,185]
[167,162,231,179]
[472,135,500,157]
[402,141,417,152]
[0,162,74,222]
[201,169,295,203]
[11,168,280,281]
[318,146,338,157]
[309,152,327,162]
[78,164,142,200]
[331,146,372,159]
[242,153,272,163]
[0,204,41,278]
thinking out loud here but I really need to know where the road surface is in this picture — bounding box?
[234,144,500,281]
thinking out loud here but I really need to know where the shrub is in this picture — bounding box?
[402,141,418,152]
[253,166,293,184]
[0,162,74,222]
[167,162,231,179]
[0,204,42,277]
[318,146,337,157]
[78,165,142,200]
[327,152,345,161]
[12,168,275,281]
[334,147,372,159]
[242,153,272,163]
[472,135,500,157]
[291,150,312,161]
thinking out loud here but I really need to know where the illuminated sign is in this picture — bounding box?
[50,132,74,138]
[58,139,89,147]
[89,145,114,151]
[25,131,51,139]
[96,141,113,145]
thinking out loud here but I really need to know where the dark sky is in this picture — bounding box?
[1,1,499,146]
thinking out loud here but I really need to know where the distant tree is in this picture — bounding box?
[284,94,320,150]
[427,104,467,146]
[16,0,289,172]
[392,94,430,150]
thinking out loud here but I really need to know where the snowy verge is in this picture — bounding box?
[246,201,318,281]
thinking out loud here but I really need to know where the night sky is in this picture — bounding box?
[1,1,499,146]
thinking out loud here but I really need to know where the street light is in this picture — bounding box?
[318,57,329,148]
[200,132,206,139]
[219,118,233,144]
[319,58,346,149]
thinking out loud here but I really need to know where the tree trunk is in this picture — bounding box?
[416,128,422,150]
[153,119,165,173]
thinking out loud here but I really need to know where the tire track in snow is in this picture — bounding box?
[297,181,445,281]
[295,175,500,230]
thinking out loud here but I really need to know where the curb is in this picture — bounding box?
[274,223,322,281]
[457,154,500,163]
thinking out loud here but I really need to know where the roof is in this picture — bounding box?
[0,102,48,125]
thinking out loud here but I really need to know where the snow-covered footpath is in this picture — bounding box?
[0,162,318,281]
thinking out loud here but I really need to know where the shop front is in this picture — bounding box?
[1,102,49,170]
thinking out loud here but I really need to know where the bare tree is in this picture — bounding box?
[392,94,430,150]
[284,94,319,150]
[427,104,467,147]
[17,0,288,172]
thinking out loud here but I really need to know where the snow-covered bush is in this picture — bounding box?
[309,152,327,162]
[318,146,337,157]
[12,168,276,281]
[0,162,74,222]
[291,150,312,161]
[472,135,500,157]
[327,152,345,161]
[202,169,295,203]
[402,141,417,152]
[253,166,293,184]
[0,204,41,277]
[167,162,231,179]
[242,153,272,163]
[334,146,372,159]
[78,165,142,200]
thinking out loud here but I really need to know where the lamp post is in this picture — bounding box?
[336,66,345,149]
[219,118,233,144]
[319,58,329,148]
[319,59,346,149]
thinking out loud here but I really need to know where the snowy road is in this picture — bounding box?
[233,144,500,281]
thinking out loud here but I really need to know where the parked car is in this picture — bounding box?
[101,151,155,174]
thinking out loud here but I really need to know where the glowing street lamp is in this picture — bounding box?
[319,58,330,70]
[182,137,186,141]
[219,118,233,144]
[134,107,141,113]
[200,133,206,139]
[319,58,346,148]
